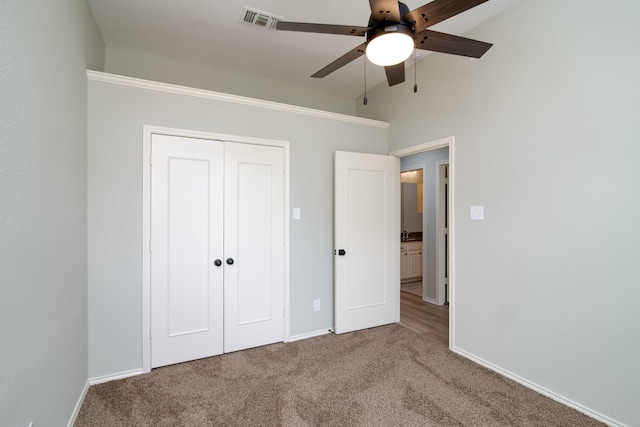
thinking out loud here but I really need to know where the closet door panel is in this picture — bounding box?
[150,134,224,368]
[224,143,284,353]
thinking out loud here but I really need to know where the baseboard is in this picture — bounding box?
[451,347,626,427]
[288,328,332,342]
[422,296,438,305]
[89,368,145,385]
[67,380,89,427]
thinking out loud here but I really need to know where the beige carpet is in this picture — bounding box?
[76,324,602,426]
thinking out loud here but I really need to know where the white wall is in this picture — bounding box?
[105,47,357,116]
[87,74,388,378]
[357,1,640,425]
[401,147,449,301]
[0,1,104,425]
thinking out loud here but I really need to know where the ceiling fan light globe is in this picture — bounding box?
[366,32,414,66]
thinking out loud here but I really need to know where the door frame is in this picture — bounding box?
[435,160,449,306]
[142,125,291,373]
[390,136,455,349]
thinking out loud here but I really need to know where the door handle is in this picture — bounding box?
[214,259,222,267]
[226,258,234,265]
[337,249,346,256]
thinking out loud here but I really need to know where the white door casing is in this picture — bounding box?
[334,151,400,334]
[390,136,454,348]
[436,161,449,305]
[149,132,285,368]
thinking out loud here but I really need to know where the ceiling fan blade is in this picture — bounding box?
[414,30,492,58]
[369,0,402,23]
[311,43,367,78]
[384,62,405,86]
[276,22,370,37]
[404,0,489,34]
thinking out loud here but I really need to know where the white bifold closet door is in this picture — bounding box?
[150,134,283,368]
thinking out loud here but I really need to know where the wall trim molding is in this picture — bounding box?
[390,136,452,157]
[451,347,626,427]
[288,329,332,342]
[67,380,90,427]
[86,71,390,129]
[89,368,146,386]
[422,296,438,305]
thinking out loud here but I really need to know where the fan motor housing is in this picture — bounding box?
[367,1,410,28]
[366,22,413,44]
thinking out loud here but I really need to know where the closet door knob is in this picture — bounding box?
[214,259,222,267]
[226,258,234,265]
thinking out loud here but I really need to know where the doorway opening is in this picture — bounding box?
[391,137,454,348]
[400,167,424,298]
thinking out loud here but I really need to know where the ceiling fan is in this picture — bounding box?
[276,0,493,87]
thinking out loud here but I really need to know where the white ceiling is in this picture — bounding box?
[88,0,518,99]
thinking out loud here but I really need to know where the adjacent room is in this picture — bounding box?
[2,0,638,426]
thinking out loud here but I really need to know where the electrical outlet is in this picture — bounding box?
[313,299,321,311]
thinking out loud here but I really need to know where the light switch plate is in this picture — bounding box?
[470,206,484,220]
[293,207,301,220]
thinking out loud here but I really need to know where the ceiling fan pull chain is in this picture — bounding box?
[363,56,368,105]
[414,48,418,93]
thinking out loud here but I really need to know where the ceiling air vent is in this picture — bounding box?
[240,7,283,30]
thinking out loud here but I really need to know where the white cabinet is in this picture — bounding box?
[406,250,422,278]
[401,241,422,281]
[400,249,408,280]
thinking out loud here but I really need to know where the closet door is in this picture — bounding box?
[150,134,224,368]
[223,143,284,352]
[151,135,285,368]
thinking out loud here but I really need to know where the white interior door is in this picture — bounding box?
[151,134,224,368]
[223,142,284,352]
[334,151,400,334]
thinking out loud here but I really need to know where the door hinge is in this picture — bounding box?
[149,328,152,340]
[148,241,152,252]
